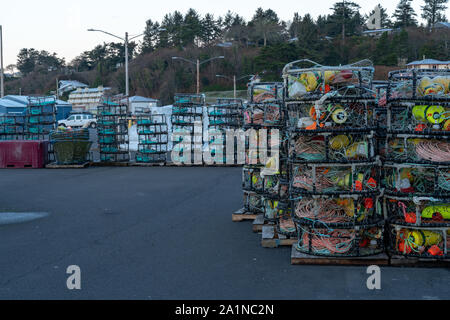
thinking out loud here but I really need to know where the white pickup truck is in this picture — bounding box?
[58,113,97,129]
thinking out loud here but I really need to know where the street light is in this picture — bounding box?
[88,28,166,97]
[216,74,253,99]
[172,56,225,94]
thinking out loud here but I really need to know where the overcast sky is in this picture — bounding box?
[0,0,445,67]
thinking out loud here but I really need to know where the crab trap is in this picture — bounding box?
[386,103,450,134]
[286,98,377,132]
[25,96,56,140]
[283,59,374,102]
[382,163,449,197]
[174,93,205,105]
[291,194,383,227]
[288,131,376,164]
[244,103,284,127]
[136,114,168,164]
[387,69,450,103]
[381,135,450,165]
[385,195,450,227]
[248,82,284,103]
[0,115,25,140]
[97,99,129,163]
[243,190,264,214]
[293,222,385,258]
[216,98,244,108]
[388,224,449,259]
[290,163,379,196]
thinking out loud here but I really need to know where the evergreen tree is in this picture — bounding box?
[182,9,203,47]
[200,14,221,45]
[141,19,162,54]
[327,1,363,38]
[249,7,283,46]
[421,0,448,27]
[393,0,418,28]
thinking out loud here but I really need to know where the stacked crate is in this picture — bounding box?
[26,97,56,140]
[171,94,204,165]
[283,60,386,258]
[206,100,243,165]
[0,114,25,140]
[136,114,168,164]
[381,69,450,260]
[241,82,292,237]
[97,99,129,163]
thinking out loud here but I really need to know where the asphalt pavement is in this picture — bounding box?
[0,167,448,300]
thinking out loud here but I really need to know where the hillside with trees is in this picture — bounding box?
[4,1,450,104]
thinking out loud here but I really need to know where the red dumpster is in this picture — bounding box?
[0,141,49,169]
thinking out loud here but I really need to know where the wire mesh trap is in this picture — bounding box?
[388,224,449,259]
[50,129,91,165]
[248,82,284,103]
[136,114,168,164]
[290,163,379,196]
[291,195,383,227]
[387,69,450,103]
[0,115,25,140]
[382,163,449,197]
[385,195,450,227]
[295,222,385,258]
[283,59,374,102]
[97,99,129,163]
[382,136,450,165]
[288,132,376,164]
[243,191,264,214]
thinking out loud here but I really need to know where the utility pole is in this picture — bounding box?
[0,25,4,98]
[172,56,225,94]
[342,0,346,43]
[233,75,236,99]
[125,32,129,97]
[216,74,253,99]
[196,59,200,95]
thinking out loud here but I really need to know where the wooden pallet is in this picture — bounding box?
[232,208,259,222]
[91,162,129,167]
[252,215,268,232]
[131,162,166,167]
[46,162,90,169]
[261,225,297,248]
[390,255,450,268]
[291,246,390,265]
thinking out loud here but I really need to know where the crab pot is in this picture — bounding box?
[388,224,449,259]
[207,103,242,127]
[262,174,289,199]
[288,131,376,164]
[277,213,297,236]
[244,103,284,127]
[97,99,129,163]
[242,190,264,214]
[294,223,385,258]
[263,198,290,222]
[291,195,383,227]
[242,167,263,192]
[385,195,450,227]
[174,94,205,105]
[290,163,379,195]
[136,115,168,164]
[286,100,376,132]
[387,103,450,134]
[382,164,449,197]
[383,136,450,165]
[387,69,450,102]
[283,60,374,102]
[248,82,284,103]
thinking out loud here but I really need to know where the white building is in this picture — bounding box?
[127,96,159,115]
[68,86,111,113]
[406,59,450,70]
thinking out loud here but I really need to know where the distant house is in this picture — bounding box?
[433,22,450,29]
[58,80,88,96]
[68,86,111,114]
[362,28,393,37]
[406,59,450,70]
[127,96,159,115]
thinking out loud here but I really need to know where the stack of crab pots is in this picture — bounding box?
[242,82,294,234]
[380,68,450,260]
[283,59,386,258]
[171,94,205,165]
